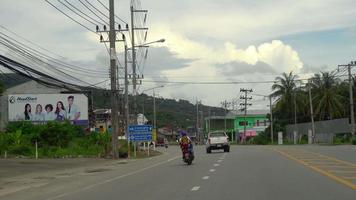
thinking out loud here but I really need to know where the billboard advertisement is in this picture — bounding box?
[8,94,88,125]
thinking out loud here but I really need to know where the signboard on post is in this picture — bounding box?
[128,125,153,142]
[8,94,88,125]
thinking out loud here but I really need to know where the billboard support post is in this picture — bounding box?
[35,140,38,159]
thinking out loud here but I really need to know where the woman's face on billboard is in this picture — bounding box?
[36,105,42,113]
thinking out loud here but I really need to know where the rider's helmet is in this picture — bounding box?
[180,130,187,137]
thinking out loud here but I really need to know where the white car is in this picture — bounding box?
[206,131,230,153]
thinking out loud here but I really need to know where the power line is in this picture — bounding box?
[78,0,109,25]
[57,0,98,26]
[63,0,106,26]
[0,32,109,75]
[96,0,128,24]
[45,0,97,34]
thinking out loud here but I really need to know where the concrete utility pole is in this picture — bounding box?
[109,0,119,158]
[196,99,200,140]
[338,61,356,138]
[221,100,230,134]
[153,89,156,130]
[269,95,273,144]
[130,5,148,116]
[124,44,130,159]
[240,89,252,143]
[308,79,316,143]
[130,5,137,115]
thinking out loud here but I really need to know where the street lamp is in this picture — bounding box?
[126,38,165,115]
[127,38,166,50]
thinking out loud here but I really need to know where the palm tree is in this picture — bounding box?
[311,72,344,120]
[271,72,301,123]
[0,80,4,96]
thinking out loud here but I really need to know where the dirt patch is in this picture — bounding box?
[85,168,111,173]
[33,176,55,180]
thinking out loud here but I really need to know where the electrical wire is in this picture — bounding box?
[0,32,109,75]
[45,0,97,34]
[63,0,106,26]
[78,0,109,25]
[96,0,128,24]
[57,0,97,26]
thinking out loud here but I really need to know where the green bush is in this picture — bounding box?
[251,132,269,145]
[2,121,114,158]
[118,139,135,158]
[8,145,32,156]
[352,138,356,145]
[0,133,9,154]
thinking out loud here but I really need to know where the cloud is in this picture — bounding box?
[144,46,196,73]
[217,61,275,76]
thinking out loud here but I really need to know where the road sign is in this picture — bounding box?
[129,133,152,141]
[128,125,152,133]
[128,125,153,142]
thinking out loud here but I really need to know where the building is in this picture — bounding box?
[204,109,269,141]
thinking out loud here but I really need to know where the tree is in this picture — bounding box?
[271,72,301,124]
[311,72,345,120]
[0,80,4,95]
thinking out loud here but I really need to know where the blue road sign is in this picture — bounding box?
[128,125,152,133]
[128,125,153,142]
[129,133,152,141]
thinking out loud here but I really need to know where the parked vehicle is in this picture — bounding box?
[206,131,230,153]
[156,137,169,148]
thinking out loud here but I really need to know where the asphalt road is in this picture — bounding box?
[1,145,355,200]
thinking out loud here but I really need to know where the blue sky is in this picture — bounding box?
[280,27,356,68]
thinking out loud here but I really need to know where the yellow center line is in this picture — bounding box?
[310,152,356,167]
[343,177,356,180]
[273,148,356,190]
[328,170,356,174]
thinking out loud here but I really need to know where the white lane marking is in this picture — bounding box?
[217,160,223,163]
[191,186,200,191]
[45,155,181,200]
[214,163,220,167]
[209,169,216,172]
[202,176,210,180]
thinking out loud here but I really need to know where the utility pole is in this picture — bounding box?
[208,107,211,133]
[269,95,274,144]
[221,100,230,134]
[130,5,137,116]
[153,89,156,130]
[124,44,130,159]
[96,1,129,159]
[196,99,200,141]
[308,79,316,143]
[338,61,356,139]
[130,5,148,116]
[109,0,119,158]
[240,89,252,143]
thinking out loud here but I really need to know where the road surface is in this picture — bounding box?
[1,145,355,200]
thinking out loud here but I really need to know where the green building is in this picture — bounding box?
[205,110,269,141]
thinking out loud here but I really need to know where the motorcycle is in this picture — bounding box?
[181,143,194,165]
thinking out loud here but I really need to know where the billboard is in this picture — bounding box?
[8,94,88,125]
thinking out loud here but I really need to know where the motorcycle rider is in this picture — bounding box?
[179,130,194,159]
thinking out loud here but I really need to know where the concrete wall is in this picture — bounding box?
[0,80,67,130]
[286,118,350,143]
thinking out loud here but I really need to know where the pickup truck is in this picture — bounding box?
[206,131,230,153]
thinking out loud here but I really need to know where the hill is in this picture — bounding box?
[0,73,225,128]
